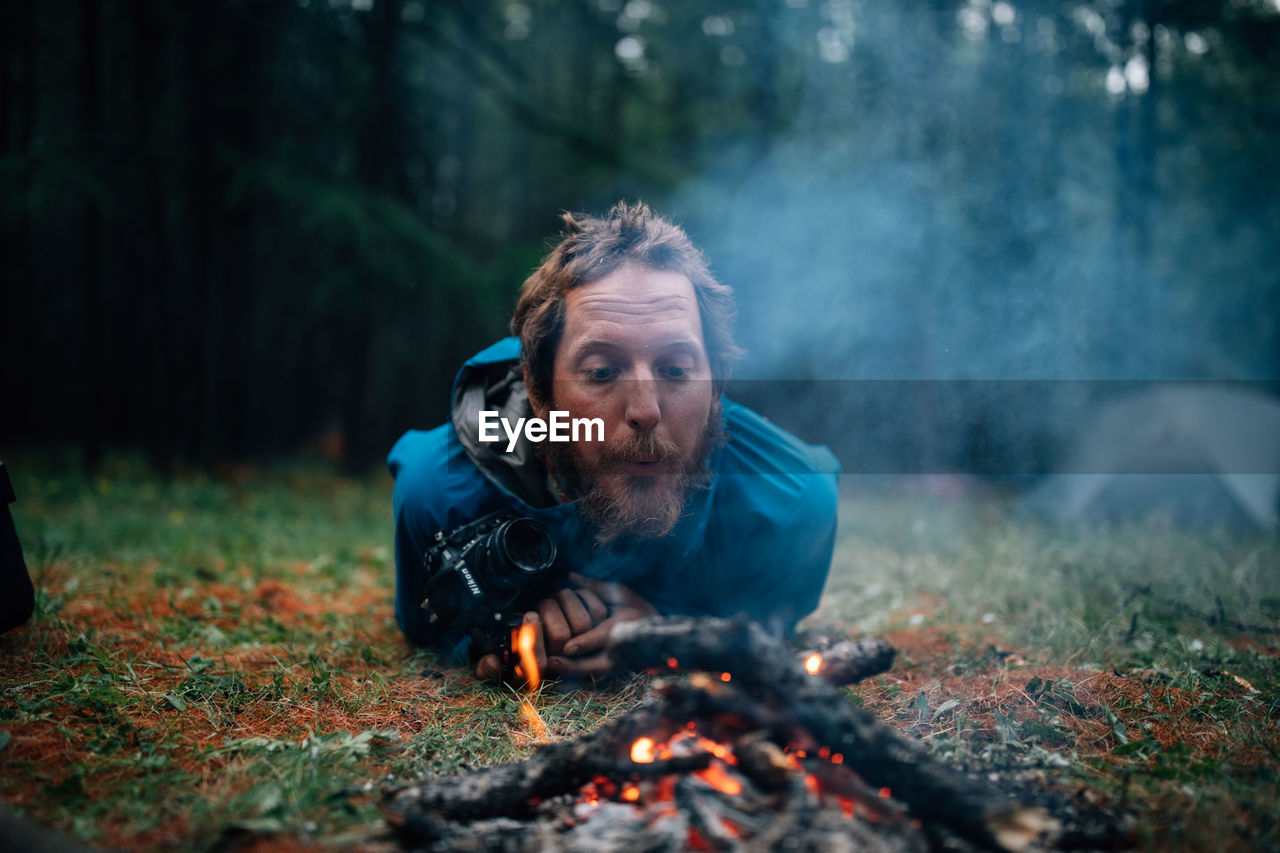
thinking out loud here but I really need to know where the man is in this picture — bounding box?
[389,202,839,681]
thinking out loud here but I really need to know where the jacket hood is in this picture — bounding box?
[450,337,561,509]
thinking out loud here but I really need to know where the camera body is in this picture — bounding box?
[420,510,559,669]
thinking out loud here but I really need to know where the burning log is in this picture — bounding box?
[795,636,896,685]
[386,616,1113,852]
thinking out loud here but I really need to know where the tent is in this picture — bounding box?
[1026,385,1280,533]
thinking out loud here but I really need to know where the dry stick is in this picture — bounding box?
[607,616,1051,852]
[796,636,897,685]
[387,701,706,822]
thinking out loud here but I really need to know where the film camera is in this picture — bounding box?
[420,510,559,673]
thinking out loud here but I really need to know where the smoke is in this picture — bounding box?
[655,3,1279,476]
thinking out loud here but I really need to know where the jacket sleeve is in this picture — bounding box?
[716,468,839,636]
[387,426,502,649]
[702,401,841,635]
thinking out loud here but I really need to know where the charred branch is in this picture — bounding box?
[797,636,897,685]
[608,617,1033,850]
[386,616,1128,852]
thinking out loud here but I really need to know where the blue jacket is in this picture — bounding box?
[388,338,840,651]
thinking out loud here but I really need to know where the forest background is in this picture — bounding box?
[1,0,1277,475]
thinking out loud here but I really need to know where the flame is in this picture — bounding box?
[631,737,656,763]
[576,727,887,827]
[805,653,823,674]
[511,623,548,740]
[515,623,540,691]
[695,762,742,795]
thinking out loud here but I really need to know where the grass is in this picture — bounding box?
[1,456,1277,850]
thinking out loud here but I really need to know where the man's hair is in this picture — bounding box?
[511,201,743,406]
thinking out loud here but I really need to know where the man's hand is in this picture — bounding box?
[474,573,658,682]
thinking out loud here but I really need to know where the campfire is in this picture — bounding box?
[385,617,1121,852]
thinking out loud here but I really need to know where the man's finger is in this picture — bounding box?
[475,653,501,682]
[568,573,658,616]
[556,588,595,635]
[536,598,571,655]
[573,587,610,624]
[547,651,613,678]
[567,573,632,607]
[562,615,619,656]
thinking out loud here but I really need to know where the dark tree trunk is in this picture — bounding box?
[347,0,405,472]
[79,0,105,473]
[0,0,36,423]
[132,0,176,473]
[1135,0,1159,269]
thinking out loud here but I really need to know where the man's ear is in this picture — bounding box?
[523,363,549,420]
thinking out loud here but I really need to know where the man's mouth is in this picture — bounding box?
[616,458,664,476]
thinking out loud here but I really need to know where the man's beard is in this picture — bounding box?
[546,402,723,545]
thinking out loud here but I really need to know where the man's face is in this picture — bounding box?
[536,265,717,541]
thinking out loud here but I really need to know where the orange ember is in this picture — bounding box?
[622,784,640,802]
[720,817,745,838]
[696,736,737,765]
[666,657,679,668]
[519,698,548,741]
[631,737,656,763]
[687,827,713,851]
[720,672,732,682]
[695,762,742,796]
[805,653,822,674]
[879,787,892,799]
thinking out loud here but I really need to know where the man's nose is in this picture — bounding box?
[623,378,661,433]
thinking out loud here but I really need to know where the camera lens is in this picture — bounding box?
[421,515,558,634]
[492,518,555,578]
[463,518,557,598]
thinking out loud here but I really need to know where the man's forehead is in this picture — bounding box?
[565,267,701,326]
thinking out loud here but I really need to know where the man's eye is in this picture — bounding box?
[661,365,688,379]
[585,367,617,382]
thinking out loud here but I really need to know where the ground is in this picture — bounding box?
[0,457,1276,851]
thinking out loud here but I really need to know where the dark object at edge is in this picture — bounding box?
[0,461,35,634]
